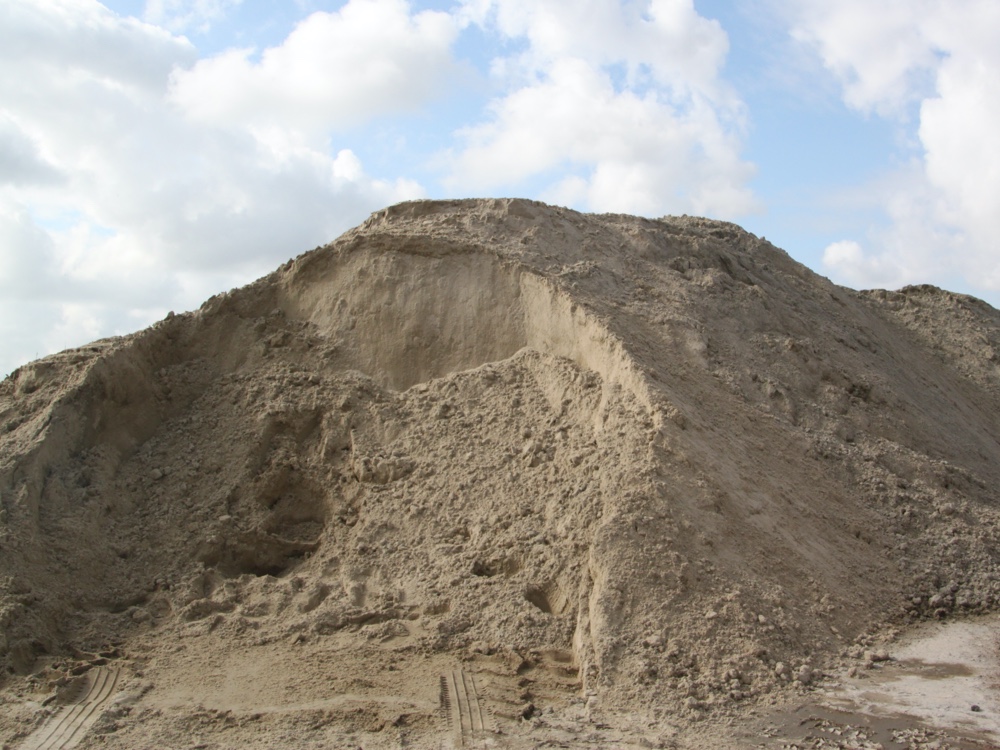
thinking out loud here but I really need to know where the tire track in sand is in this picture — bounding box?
[20,666,121,750]
[441,670,488,747]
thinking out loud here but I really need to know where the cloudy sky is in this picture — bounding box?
[2,0,998,377]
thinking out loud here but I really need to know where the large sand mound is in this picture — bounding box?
[3,198,1000,748]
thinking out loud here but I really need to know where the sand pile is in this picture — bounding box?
[2,198,1000,749]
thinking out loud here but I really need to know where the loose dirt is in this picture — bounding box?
[2,198,1000,748]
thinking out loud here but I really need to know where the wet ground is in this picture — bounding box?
[743,616,1000,749]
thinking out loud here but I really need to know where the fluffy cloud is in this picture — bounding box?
[0,115,63,187]
[919,39,1000,289]
[1,0,194,92]
[787,0,1000,297]
[821,239,910,290]
[169,0,460,132]
[143,0,243,33]
[0,204,59,297]
[461,0,730,92]
[0,0,436,377]
[448,0,757,218]
[786,0,940,115]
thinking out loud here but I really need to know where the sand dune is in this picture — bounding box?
[2,199,1000,748]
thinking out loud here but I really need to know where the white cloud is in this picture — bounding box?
[821,239,905,290]
[0,0,433,377]
[0,0,196,92]
[451,57,756,216]
[789,0,1000,297]
[144,0,243,33]
[823,239,863,267]
[462,0,730,93]
[919,40,1000,288]
[168,0,461,132]
[447,0,757,218]
[786,0,940,115]
[0,115,63,186]
[43,303,105,355]
[0,203,59,296]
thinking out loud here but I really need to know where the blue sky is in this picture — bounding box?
[2,0,998,377]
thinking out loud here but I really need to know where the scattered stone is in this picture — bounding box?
[863,649,890,664]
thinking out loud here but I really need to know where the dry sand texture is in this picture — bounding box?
[2,198,1000,748]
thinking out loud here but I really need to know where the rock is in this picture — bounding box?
[723,668,744,685]
[863,649,890,663]
[684,697,704,711]
[469,640,493,655]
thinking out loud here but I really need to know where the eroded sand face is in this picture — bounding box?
[3,199,1000,748]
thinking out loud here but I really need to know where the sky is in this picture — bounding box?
[2,0,999,377]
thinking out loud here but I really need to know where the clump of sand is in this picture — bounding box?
[2,198,1000,749]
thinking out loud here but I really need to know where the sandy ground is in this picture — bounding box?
[831,616,1000,737]
[739,617,1000,749]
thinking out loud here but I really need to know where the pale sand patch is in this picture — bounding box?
[819,615,1000,744]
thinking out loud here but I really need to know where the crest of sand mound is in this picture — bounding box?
[2,198,1000,748]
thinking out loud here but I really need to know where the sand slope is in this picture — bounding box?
[2,198,1000,748]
